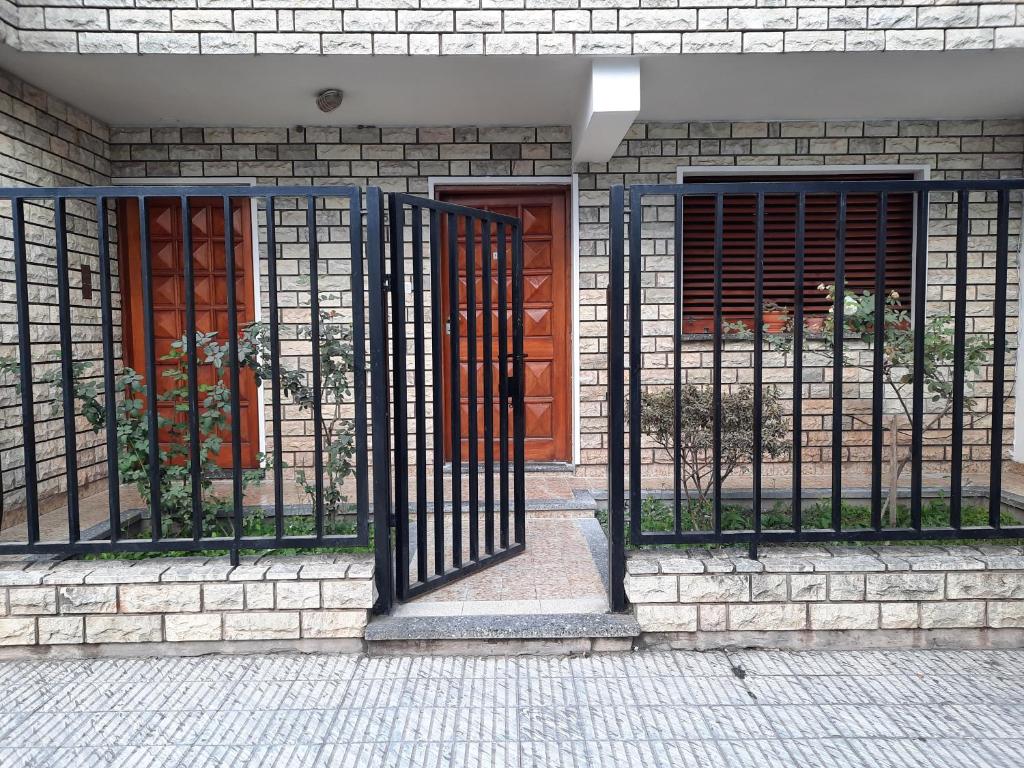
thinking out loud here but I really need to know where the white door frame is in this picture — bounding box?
[428,175,581,467]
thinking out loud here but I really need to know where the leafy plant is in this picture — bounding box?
[808,284,992,524]
[639,384,789,529]
[240,292,357,525]
[29,334,264,537]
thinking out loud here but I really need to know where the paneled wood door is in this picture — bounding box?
[119,197,260,469]
[438,186,572,463]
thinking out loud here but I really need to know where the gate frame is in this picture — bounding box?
[374,191,528,611]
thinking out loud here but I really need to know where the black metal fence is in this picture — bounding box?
[385,193,526,602]
[608,178,1024,609]
[0,185,383,564]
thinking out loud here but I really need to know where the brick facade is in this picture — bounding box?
[0,68,112,515]
[2,1,1023,55]
[0,553,374,651]
[0,54,1022,516]
[104,117,1024,483]
[627,545,1024,648]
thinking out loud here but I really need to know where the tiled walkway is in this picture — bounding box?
[1,649,1022,767]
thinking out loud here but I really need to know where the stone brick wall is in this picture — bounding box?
[0,553,374,653]
[3,0,1023,55]
[579,118,1024,481]
[627,545,1024,648]
[109,118,1024,482]
[0,68,113,519]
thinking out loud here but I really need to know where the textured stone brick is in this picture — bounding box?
[809,603,879,630]
[699,604,728,631]
[828,574,866,601]
[300,610,366,638]
[0,618,36,646]
[678,575,748,603]
[58,586,117,614]
[751,574,787,602]
[920,602,986,629]
[8,587,57,615]
[224,611,300,640]
[165,613,223,642]
[729,604,806,631]
[37,616,84,645]
[988,601,1024,628]
[120,585,201,614]
[624,575,677,603]
[276,581,321,610]
[86,615,162,644]
[635,604,698,632]
[321,580,375,609]
[880,603,920,629]
[790,575,827,601]
[947,573,1024,600]
[866,574,945,601]
[245,583,275,610]
[203,584,244,611]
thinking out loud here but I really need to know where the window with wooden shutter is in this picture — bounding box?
[680,173,915,333]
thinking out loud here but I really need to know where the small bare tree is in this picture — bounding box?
[640,385,789,529]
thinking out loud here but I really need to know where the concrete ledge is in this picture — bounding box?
[0,553,375,656]
[366,612,640,642]
[628,544,1024,648]
[367,637,634,656]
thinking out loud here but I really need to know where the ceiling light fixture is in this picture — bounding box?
[316,89,344,113]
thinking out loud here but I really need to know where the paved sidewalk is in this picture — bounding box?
[1,649,1022,767]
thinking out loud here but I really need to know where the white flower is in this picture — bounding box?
[844,296,859,316]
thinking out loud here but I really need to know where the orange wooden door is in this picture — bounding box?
[119,198,260,469]
[438,186,572,463]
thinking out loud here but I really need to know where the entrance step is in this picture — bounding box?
[365,613,640,656]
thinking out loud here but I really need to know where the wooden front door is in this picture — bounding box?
[119,197,260,469]
[438,186,572,463]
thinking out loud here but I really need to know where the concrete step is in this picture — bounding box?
[365,612,640,655]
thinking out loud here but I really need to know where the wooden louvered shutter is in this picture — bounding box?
[681,174,915,332]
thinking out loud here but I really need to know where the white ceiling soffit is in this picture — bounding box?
[1,48,1022,129]
[573,59,641,164]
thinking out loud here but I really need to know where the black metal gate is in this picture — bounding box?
[380,192,526,606]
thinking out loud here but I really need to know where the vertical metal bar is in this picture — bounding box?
[138,197,162,541]
[497,222,510,550]
[12,198,39,543]
[429,208,446,574]
[989,190,1010,529]
[871,192,887,530]
[53,197,80,542]
[792,193,805,533]
[831,191,847,533]
[366,187,393,613]
[180,196,202,541]
[712,193,724,536]
[672,194,683,537]
[481,219,495,556]
[96,198,120,542]
[411,204,428,582]
[466,216,479,561]
[950,190,969,530]
[387,194,409,595]
[910,189,928,532]
[447,212,463,566]
[751,193,764,559]
[349,189,370,545]
[511,222,526,547]
[224,196,244,561]
[306,195,325,541]
[263,196,285,541]
[607,186,627,611]
[627,187,643,546]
